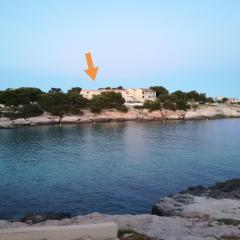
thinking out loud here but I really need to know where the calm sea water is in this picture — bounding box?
[0,119,240,219]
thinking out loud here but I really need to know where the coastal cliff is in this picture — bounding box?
[0,179,239,240]
[1,105,240,128]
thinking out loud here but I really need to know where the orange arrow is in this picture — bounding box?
[85,52,99,80]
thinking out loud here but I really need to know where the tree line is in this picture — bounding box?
[142,86,214,112]
[0,87,127,119]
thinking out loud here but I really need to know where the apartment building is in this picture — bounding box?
[127,88,156,103]
[81,90,100,99]
[81,88,156,103]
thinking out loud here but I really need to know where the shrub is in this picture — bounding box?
[2,104,43,119]
[150,86,169,97]
[116,105,128,113]
[162,100,177,111]
[133,105,144,109]
[91,106,102,113]
[143,100,161,112]
[90,91,125,113]
[175,99,190,111]
[67,87,82,94]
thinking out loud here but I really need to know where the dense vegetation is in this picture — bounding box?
[0,87,127,119]
[90,91,127,113]
[144,87,214,112]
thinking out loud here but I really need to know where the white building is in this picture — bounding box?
[227,98,240,103]
[127,88,156,103]
[81,90,100,99]
[214,96,225,102]
[81,88,156,103]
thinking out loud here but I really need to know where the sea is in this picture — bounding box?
[0,119,240,219]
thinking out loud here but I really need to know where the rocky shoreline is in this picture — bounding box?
[0,179,239,239]
[1,105,240,129]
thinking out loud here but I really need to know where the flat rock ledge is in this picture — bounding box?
[1,179,240,240]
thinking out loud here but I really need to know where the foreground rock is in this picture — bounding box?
[0,212,239,240]
[1,105,240,128]
[0,179,240,240]
[152,179,240,218]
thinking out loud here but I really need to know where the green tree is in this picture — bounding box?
[187,91,200,101]
[49,88,62,93]
[115,86,124,90]
[172,90,187,100]
[67,87,82,94]
[162,100,177,111]
[39,92,88,117]
[143,100,161,112]
[150,86,169,97]
[0,88,43,106]
[90,91,126,113]
[187,91,207,102]
[175,99,190,110]
[206,97,214,103]
[222,97,228,103]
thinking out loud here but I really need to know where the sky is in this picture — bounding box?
[0,0,240,97]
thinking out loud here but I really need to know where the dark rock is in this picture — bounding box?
[180,179,240,199]
[180,185,207,196]
[92,118,112,123]
[211,179,240,192]
[151,205,164,216]
[21,212,70,224]
[208,179,240,199]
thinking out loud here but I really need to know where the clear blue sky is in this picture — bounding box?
[0,0,240,97]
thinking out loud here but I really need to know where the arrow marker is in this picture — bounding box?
[85,52,99,80]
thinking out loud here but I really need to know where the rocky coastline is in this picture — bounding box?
[1,105,240,129]
[0,179,239,240]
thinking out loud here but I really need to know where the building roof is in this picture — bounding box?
[81,90,99,92]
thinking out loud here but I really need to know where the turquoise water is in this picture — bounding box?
[0,119,240,219]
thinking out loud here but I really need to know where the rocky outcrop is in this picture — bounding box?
[185,105,240,120]
[0,115,60,128]
[1,105,240,129]
[152,179,240,218]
